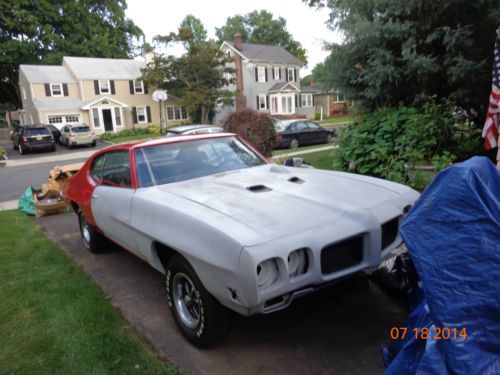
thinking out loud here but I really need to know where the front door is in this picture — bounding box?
[102,109,113,131]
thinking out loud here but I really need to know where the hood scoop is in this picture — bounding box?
[288,176,304,184]
[247,184,272,193]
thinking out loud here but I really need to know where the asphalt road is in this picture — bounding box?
[38,213,409,375]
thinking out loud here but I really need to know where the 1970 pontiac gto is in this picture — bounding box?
[63,133,419,347]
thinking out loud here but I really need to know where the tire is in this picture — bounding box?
[50,145,56,152]
[13,142,18,150]
[67,139,72,149]
[91,141,96,147]
[78,211,105,253]
[326,134,333,144]
[290,138,299,149]
[166,255,228,347]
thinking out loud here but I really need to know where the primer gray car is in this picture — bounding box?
[74,133,420,347]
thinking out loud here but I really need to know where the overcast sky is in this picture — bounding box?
[125,0,342,75]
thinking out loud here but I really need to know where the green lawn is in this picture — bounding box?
[0,211,176,374]
[301,150,337,170]
[272,143,334,156]
[320,115,356,126]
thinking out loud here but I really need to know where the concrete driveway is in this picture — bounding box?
[37,213,408,375]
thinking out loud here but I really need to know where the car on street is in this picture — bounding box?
[165,124,224,137]
[11,124,56,154]
[59,124,96,148]
[63,133,419,347]
[274,119,335,149]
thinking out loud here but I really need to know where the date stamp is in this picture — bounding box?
[390,327,468,341]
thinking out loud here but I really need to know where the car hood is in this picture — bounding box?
[157,164,419,241]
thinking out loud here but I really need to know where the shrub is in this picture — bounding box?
[334,100,477,188]
[223,109,277,157]
[98,126,159,140]
[314,112,321,121]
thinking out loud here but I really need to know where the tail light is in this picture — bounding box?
[22,136,27,142]
[276,133,283,141]
[69,133,75,138]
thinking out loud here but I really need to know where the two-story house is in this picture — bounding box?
[216,34,316,123]
[18,56,188,133]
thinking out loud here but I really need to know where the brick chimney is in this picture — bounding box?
[233,33,243,50]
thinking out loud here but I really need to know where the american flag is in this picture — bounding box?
[482,31,500,150]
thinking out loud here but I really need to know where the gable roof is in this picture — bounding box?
[267,82,300,93]
[63,56,145,80]
[222,41,303,66]
[20,65,77,83]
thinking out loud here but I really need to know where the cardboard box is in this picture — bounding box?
[34,189,67,218]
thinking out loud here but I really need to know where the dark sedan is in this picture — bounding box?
[274,120,335,149]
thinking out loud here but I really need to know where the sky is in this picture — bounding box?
[125,0,342,75]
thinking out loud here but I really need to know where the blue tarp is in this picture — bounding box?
[384,157,500,375]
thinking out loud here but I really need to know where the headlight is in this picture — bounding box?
[288,248,308,278]
[257,258,279,289]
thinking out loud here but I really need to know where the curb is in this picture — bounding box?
[0,199,18,211]
[271,145,337,160]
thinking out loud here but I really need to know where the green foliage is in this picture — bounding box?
[314,112,321,121]
[99,125,160,140]
[0,0,143,107]
[223,109,277,157]
[306,0,500,117]
[333,101,476,189]
[143,15,234,124]
[300,74,314,87]
[215,10,307,64]
[0,146,6,158]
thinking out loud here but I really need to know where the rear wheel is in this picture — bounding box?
[166,255,228,347]
[290,138,299,149]
[91,141,96,147]
[78,211,105,253]
[67,139,72,149]
[326,134,333,144]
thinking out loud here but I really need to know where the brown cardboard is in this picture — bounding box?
[34,189,67,218]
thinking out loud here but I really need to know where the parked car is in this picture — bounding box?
[165,124,224,137]
[63,133,419,347]
[274,120,335,149]
[46,125,61,145]
[11,125,56,154]
[60,124,96,148]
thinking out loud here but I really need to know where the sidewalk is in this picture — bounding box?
[271,145,337,160]
[0,199,18,211]
[5,149,96,168]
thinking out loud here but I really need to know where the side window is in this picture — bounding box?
[295,122,309,131]
[102,151,132,187]
[308,122,321,130]
[90,154,106,183]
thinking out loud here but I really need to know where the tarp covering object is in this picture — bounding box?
[384,157,500,375]
[18,186,36,216]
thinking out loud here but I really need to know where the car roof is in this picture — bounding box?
[167,124,221,132]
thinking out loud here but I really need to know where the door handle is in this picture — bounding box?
[91,194,98,199]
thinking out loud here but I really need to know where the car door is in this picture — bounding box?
[294,121,313,145]
[90,150,139,255]
[307,121,327,144]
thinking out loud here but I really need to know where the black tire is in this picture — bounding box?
[326,134,333,144]
[166,255,228,347]
[290,138,299,149]
[78,211,105,253]
[91,141,96,147]
[13,142,18,150]
[67,140,72,149]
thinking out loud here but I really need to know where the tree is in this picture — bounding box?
[0,0,143,108]
[142,16,234,124]
[306,0,500,114]
[216,10,307,64]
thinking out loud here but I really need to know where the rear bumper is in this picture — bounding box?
[70,138,95,146]
[23,141,55,151]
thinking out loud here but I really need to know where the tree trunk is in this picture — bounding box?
[200,106,209,124]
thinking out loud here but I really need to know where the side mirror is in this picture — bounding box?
[283,157,313,168]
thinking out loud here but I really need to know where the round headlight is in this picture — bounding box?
[288,248,308,277]
[257,259,279,289]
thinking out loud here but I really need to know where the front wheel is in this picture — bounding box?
[78,211,105,253]
[290,138,299,149]
[166,256,228,347]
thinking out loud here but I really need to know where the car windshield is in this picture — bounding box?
[25,127,50,136]
[72,126,91,133]
[135,136,266,187]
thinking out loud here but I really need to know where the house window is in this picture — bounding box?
[114,107,122,126]
[258,94,267,110]
[136,106,147,123]
[99,80,110,94]
[65,115,79,123]
[92,108,100,127]
[134,80,144,94]
[288,68,296,82]
[48,116,63,125]
[274,67,281,80]
[166,106,189,121]
[271,96,278,113]
[50,83,63,97]
[257,66,266,82]
[301,94,313,107]
[334,93,345,102]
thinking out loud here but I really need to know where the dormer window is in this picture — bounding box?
[99,80,110,94]
[50,83,63,97]
[274,67,281,80]
[287,68,295,82]
[134,79,144,94]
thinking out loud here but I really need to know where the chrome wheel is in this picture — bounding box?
[290,138,299,149]
[172,273,202,329]
[80,215,91,248]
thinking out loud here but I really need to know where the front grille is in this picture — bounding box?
[321,236,363,274]
[381,217,400,249]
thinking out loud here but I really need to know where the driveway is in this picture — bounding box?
[38,213,408,375]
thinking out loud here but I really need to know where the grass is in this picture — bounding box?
[320,115,356,126]
[300,150,337,170]
[0,211,176,374]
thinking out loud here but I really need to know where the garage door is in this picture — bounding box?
[47,114,81,129]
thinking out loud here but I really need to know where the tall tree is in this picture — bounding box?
[306,0,500,113]
[216,10,307,64]
[0,0,143,108]
[143,16,234,124]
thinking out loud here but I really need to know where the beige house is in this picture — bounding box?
[19,56,189,133]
